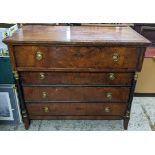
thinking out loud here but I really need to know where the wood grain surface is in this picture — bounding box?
[23,86,130,102]
[26,102,127,116]
[2,25,151,130]
[3,25,150,46]
[20,72,133,85]
[14,46,139,70]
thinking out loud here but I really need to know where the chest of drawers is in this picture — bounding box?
[3,25,150,130]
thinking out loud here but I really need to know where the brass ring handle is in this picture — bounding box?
[106,92,112,100]
[112,53,120,62]
[36,51,43,61]
[39,73,45,80]
[109,73,115,80]
[43,106,49,113]
[105,107,110,113]
[42,92,48,98]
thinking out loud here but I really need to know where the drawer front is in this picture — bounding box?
[23,86,130,102]
[20,72,133,85]
[26,103,127,116]
[14,46,138,70]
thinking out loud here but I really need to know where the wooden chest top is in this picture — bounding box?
[3,25,150,46]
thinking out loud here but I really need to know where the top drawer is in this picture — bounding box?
[14,46,139,70]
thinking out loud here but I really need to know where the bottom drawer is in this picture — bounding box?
[26,103,127,116]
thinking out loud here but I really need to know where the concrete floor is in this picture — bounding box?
[0,97,155,131]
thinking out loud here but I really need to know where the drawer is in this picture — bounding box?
[20,72,133,85]
[14,46,138,70]
[23,86,130,102]
[26,103,127,116]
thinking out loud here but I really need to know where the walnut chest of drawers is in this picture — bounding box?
[3,25,151,130]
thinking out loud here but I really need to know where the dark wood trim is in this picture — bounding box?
[25,101,128,103]
[123,118,129,130]
[137,47,146,71]
[122,76,137,129]
[4,42,151,47]
[134,93,155,97]
[16,77,30,129]
[29,115,123,120]
[19,70,135,73]
[127,79,137,111]
[8,45,30,128]
[22,84,131,87]
[17,67,138,72]
[136,48,141,71]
